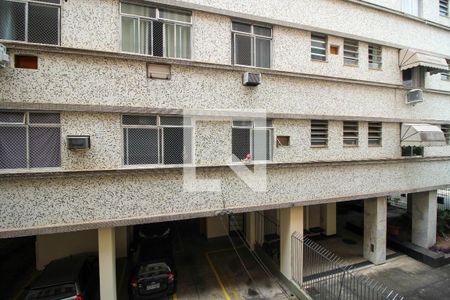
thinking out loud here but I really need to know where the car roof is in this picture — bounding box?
[138,240,172,263]
[30,253,94,289]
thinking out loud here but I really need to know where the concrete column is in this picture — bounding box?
[206,216,229,239]
[412,191,437,248]
[98,227,117,300]
[245,212,257,250]
[280,206,303,280]
[255,212,265,245]
[363,197,387,265]
[320,203,337,236]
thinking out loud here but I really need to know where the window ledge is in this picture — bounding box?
[1,156,450,180]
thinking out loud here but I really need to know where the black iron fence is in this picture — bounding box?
[291,232,404,300]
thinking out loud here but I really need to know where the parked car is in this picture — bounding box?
[129,239,176,300]
[130,222,174,255]
[25,253,99,300]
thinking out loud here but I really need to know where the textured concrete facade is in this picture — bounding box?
[0,0,449,238]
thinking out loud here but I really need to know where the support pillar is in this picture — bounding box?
[280,206,303,280]
[363,197,387,265]
[321,203,337,236]
[98,227,117,300]
[245,212,257,250]
[412,191,437,248]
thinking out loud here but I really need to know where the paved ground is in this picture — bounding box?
[358,255,450,300]
[172,224,294,300]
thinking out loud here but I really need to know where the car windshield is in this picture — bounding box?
[25,283,77,300]
[138,262,170,277]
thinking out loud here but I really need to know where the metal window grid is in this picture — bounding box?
[311,120,328,147]
[441,124,450,145]
[121,114,193,166]
[368,122,382,146]
[0,0,61,45]
[231,21,272,68]
[231,120,273,162]
[343,121,359,146]
[120,2,192,59]
[440,0,449,16]
[343,39,359,66]
[311,33,327,61]
[368,44,382,69]
[0,111,61,169]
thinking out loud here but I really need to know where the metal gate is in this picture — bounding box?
[291,232,403,300]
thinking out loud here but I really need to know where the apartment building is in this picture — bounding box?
[0,0,449,299]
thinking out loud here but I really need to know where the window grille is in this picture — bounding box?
[343,121,359,146]
[232,120,273,162]
[311,33,327,61]
[343,39,359,66]
[120,2,191,59]
[368,44,382,69]
[440,0,449,16]
[0,111,61,169]
[368,122,382,146]
[232,21,272,68]
[122,115,192,165]
[311,120,328,147]
[0,0,61,45]
[441,124,450,145]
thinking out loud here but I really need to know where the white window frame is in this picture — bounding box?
[311,120,328,147]
[0,0,61,45]
[311,33,327,62]
[121,114,193,166]
[402,0,420,16]
[231,21,272,68]
[368,122,382,146]
[368,44,382,70]
[343,121,359,146]
[231,120,274,162]
[119,2,192,59]
[343,39,359,66]
[0,111,61,170]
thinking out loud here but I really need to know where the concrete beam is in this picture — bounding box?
[280,206,304,280]
[412,191,437,249]
[98,227,117,300]
[363,197,387,265]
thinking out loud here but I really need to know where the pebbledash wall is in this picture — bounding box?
[0,0,450,237]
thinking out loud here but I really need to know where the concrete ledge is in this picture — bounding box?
[388,237,450,267]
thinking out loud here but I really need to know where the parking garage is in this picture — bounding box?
[3,214,295,300]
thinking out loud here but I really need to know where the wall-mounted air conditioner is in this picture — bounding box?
[406,89,423,105]
[67,135,91,150]
[243,72,261,86]
[0,44,10,68]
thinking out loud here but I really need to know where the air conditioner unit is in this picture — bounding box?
[406,89,423,105]
[242,72,261,86]
[67,135,91,150]
[0,44,10,68]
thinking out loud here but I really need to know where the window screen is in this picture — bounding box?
[0,0,60,45]
[0,112,61,169]
[232,120,273,162]
[120,3,191,59]
[343,121,359,146]
[232,21,272,68]
[311,120,328,146]
[368,44,382,69]
[311,34,327,61]
[440,0,448,16]
[122,115,192,165]
[368,122,382,146]
[343,39,359,66]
